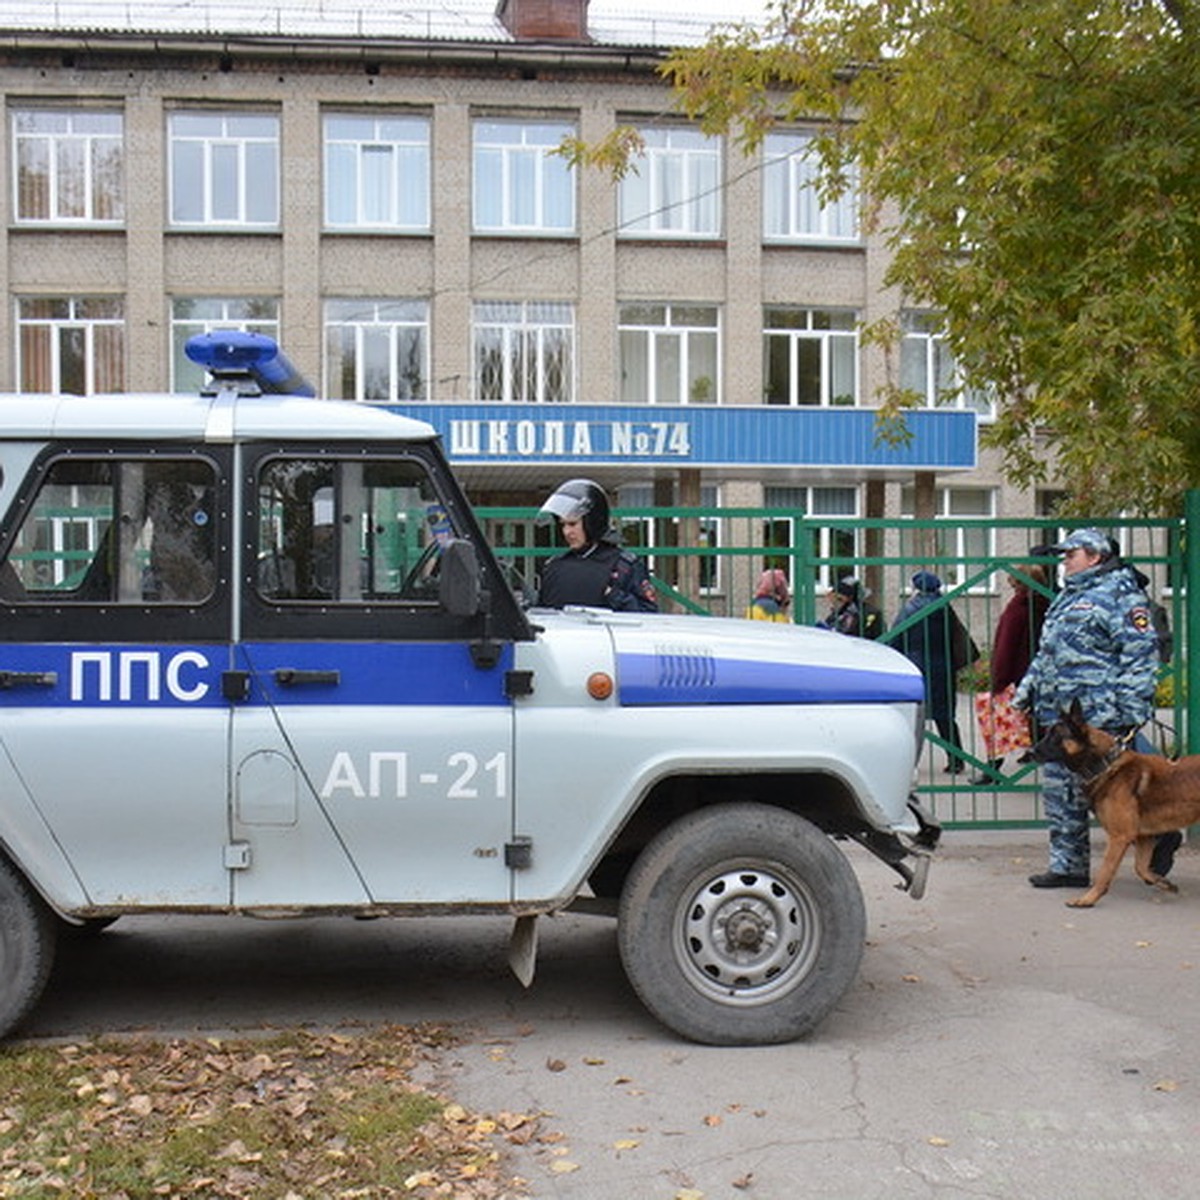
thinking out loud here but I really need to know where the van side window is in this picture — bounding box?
[256,457,454,604]
[4,457,218,604]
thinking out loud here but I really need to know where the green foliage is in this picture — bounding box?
[660,0,1200,514]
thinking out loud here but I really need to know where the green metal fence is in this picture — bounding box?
[478,503,1189,831]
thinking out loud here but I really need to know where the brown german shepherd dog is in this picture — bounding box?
[1026,699,1193,907]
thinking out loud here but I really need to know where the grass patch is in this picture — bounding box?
[0,1027,533,1198]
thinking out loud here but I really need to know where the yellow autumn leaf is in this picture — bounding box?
[550,1159,581,1174]
[613,1138,640,1151]
[1154,1079,1180,1092]
[928,1135,950,1147]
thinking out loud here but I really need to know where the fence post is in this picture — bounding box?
[1186,490,1200,755]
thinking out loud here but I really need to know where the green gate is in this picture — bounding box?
[478,501,1189,831]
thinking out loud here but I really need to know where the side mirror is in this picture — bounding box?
[439,538,483,617]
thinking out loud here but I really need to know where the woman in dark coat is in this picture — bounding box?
[894,571,973,773]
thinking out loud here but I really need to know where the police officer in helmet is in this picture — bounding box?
[536,478,658,612]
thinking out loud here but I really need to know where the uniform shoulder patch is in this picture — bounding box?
[1128,606,1151,632]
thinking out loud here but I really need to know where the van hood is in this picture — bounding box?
[529,609,924,706]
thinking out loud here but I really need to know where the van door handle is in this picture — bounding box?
[272,668,341,687]
[0,670,58,688]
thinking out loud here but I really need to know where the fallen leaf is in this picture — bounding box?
[613,1138,640,1151]
[928,1135,950,1147]
[902,974,922,984]
[583,1056,605,1066]
[676,1190,705,1200]
[546,1058,567,1073]
[1154,1079,1180,1092]
[703,1113,722,1127]
[550,1159,580,1174]
[1136,940,1153,949]
[733,1172,755,1189]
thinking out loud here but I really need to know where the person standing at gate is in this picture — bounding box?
[535,478,658,612]
[894,571,975,774]
[746,568,791,621]
[1013,529,1159,888]
[817,576,885,638]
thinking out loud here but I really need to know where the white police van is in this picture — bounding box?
[0,333,937,1046]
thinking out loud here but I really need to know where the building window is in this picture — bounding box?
[473,301,573,402]
[763,132,858,243]
[168,111,279,228]
[619,483,722,595]
[170,297,280,393]
[765,485,860,592]
[900,312,995,417]
[472,119,575,234]
[16,297,124,395]
[763,308,858,406]
[324,299,429,401]
[323,113,430,230]
[900,486,997,591]
[618,126,720,238]
[618,304,719,404]
[12,108,124,225]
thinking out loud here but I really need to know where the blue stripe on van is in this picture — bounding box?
[0,643,513,707]
[616,651,925,706]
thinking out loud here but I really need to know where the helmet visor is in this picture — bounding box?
[537,491,588,525]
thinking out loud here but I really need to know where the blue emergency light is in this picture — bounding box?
[184,331,316,396]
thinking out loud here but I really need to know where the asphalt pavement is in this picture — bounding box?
[21,830,1200,1199]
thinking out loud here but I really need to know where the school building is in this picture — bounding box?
[0,0,1074,614]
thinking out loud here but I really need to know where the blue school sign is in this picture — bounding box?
[386,403,976,472]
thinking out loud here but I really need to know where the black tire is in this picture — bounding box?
[618,803,866,1046]
[0,856,57,1041]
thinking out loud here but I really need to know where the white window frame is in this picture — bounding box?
[763,132,859,244]
[324,299,430,401]
[901,486,997,592]
[618,303,720,404]
[168,110,280,229]
[619,483,722,596]
[170,297,280,393]
[900,312,996,419]
[472,119,575,235]
[11,107,124,225]
[472,301,574,402]
[15,296,125,396]
[323,112,431,231]
[765,485,861,592]
[618,126,721,239]
[763,308,859,406]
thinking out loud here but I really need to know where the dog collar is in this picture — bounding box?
[1077,729,1137,786]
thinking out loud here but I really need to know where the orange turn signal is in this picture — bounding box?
[586,672,614,701]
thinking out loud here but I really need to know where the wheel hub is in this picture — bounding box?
[677,866,821,1004]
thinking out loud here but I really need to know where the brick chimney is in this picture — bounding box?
[496,0,591,42]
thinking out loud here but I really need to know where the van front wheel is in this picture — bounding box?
[0,857,56,1040]
[618,804,865,1046]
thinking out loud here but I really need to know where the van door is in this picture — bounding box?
[0,450,232,907]
[230,447,517,907]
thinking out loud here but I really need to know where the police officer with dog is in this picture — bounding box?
[536,478,658,612]
[1013,528,1173,888]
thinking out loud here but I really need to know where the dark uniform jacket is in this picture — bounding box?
[538,541,658,612]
